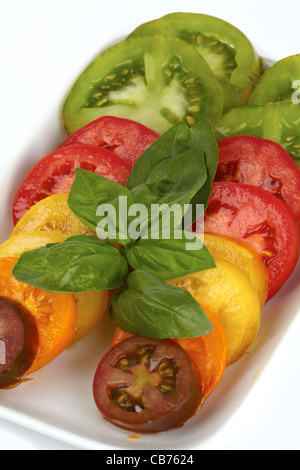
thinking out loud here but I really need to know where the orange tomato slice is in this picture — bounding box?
[175,305,228,399]
[0,257,77,374]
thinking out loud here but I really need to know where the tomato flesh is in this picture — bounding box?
[250,54,300,105]
[93,336,202,432]
[63,36,223,136]
[204,183,300,300]
[12,145,131,225]
[0,298,38,388]
[216,136,300,225]
[59,117,159,167]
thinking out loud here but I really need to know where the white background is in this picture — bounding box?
[0,0,300,450]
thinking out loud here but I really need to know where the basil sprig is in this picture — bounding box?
[110,271,213,339]
[127,119,218,217]
[12,119,219,339]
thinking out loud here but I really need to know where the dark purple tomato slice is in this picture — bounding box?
[0,298,39,388]
[93,336,202,433]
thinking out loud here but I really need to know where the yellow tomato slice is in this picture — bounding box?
[170,237,262,366]
[10,193,95,238]
[0,257,77,374]
[72,290,109,343]
[0,231,67,257]
[0,231,109,345]
[203,234,269,308]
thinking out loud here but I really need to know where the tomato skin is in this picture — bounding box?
[0,298,39,388]
[59,116,159,167]
[204,183,300,300]
[93,336,202,433]
[216,136,300,225]
[112,304,228,400]
[12,144,131,225]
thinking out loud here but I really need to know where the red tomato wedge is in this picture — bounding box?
[215,136,300,225]
[59,116,159,167]
[203,183,300,300]
[12,145,131,225]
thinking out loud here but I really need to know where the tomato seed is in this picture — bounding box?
[188,105,200,113]
[160,368,174,377]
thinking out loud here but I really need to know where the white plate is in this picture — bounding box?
[0,11,300,451]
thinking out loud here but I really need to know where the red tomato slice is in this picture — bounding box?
[12,145,131,225]
[59,116,159,167]
[203,183,300,300]
[215,136,300,225]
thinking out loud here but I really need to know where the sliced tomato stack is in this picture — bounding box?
[5,117,159,387]
[12,117,159,225]
[5,118,300,433]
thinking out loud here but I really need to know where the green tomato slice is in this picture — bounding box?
[129,13,262,112]
[63,36,223,136]
[250,54,300,105]
[214,102,300,167]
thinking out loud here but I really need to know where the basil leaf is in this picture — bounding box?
[129,148,207,207]
[188,120,219,218]
[68,169,136,247]
[126,121,191,190]
[110,270,213,339]
[12,235,128,293]
[126,120,218,213]
[124,232,216,280]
